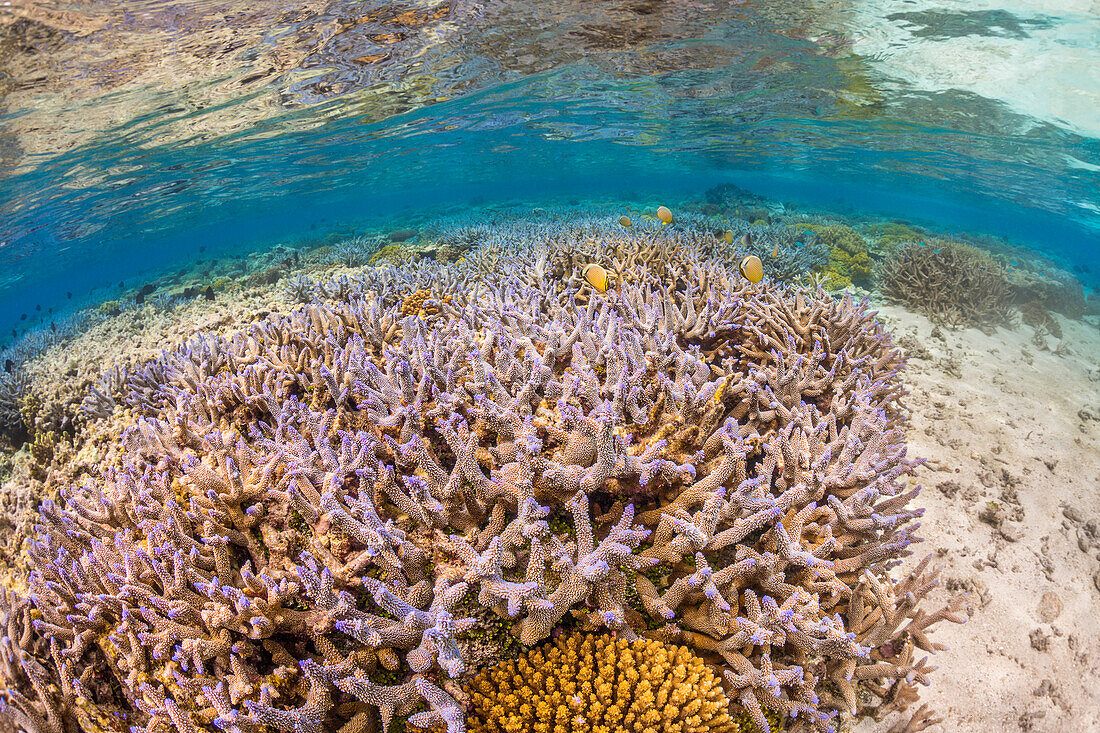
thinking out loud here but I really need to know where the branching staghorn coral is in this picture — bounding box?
[326,236,386,268]
[0,370,30,448]
[0,586,78,733]
[877,239,1012,328]
[14,228,963,733]
[282,274,317,304]
[694,221,830,283]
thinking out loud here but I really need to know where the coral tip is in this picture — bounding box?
[739,255,764,284]
[582,263,610,293]
[656,206,674,224]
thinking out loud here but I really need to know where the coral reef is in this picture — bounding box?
[1004,267,1085,320]
[95,301,124,317]
[0,466,42,567]
[1,311,112,448]
[701,185,774,223]
[282,274,317,304]
[796,225,872,290]
[0,216,964,733]
[369,244,416,266]
[466,633,738,732]
[0,587,73,733]
[877,239,1012,329]
[326,236,387,268]
[429,228,491,264]
[1019,300,1062,339]
[861,223,927,254]
[0,371,30,448]
[705,222,830,282]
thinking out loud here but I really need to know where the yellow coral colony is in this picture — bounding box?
[466,633,739,733]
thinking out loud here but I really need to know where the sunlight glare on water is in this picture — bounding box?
[836,0,1100,136]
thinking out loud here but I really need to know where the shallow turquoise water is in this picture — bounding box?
[1,0,1098,337]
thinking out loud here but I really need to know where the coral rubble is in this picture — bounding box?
[0,219,964,733]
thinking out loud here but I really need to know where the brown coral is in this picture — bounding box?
[1019,300,1062,338]
[401,289,452,318]
[877,239,1012,328]
[1005,267,1085,319]
[466,633,738,733]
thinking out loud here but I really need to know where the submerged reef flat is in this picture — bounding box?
[0,196,1098,733]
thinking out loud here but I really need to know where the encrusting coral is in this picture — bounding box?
[0,219,966,733]
[369,243,415,266]
[466,632,738,733]
[795,224,872,290]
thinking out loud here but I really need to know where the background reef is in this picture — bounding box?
[0,192,1097,733]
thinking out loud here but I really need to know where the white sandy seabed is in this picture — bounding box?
[856,304,1100,733]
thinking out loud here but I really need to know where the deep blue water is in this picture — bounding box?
[1,0,1098,341]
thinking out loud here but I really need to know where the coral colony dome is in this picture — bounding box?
[0,3,1098,733]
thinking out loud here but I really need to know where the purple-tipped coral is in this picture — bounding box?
[0,370,30,447]
[14,226,964,733]
[0,587,73,733]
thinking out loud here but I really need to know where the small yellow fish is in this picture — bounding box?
[656,206,674,224]
[619,215,632,227]
[740,232,753,248]
[771,245,778,258]
[724,230,734,245]
[583,263,610,293]
[739,255,763,284]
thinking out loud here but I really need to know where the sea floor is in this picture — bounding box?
[857,304,1100,732]
[1,201,1099,733]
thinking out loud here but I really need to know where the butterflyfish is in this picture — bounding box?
[724,230,734,245]
[739,255,764,284]
[619,215,632,227]
[656,206,674,224]
[583,263,610,293]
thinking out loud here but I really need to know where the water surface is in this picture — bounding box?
[1,0,1098,337]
